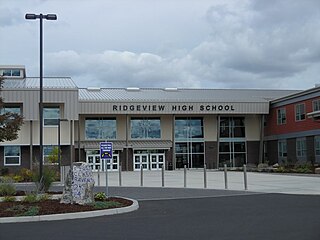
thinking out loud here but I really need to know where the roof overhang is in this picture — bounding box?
[307,110,320,121]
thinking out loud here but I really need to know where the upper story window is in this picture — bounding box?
[277,108,286,125]
[0,106,21,115]
[4,146,21,166]
[295,103,305,121]
[313,99,320,112]
[131,117,161,139]
[219,117,245,138]
[278,140,287,158]
[1,69,21,77]
[85,118,116,140]
[296,138,307,158]
[175,117,203,140]
[43,107,60,126]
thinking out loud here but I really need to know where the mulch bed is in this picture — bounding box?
[0,197,133,218]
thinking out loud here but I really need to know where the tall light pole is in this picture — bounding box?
[25,13,57,180]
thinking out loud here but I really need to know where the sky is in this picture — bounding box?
[1,0,320,90]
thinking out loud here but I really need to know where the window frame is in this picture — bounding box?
[315,136,320,156]
[296,138,307,158]
[313,99,320,112]
[278,140,287,158]
[43,106,60,127]
[4,146,21,166]
[277,108,286,125]
[295,103,306,121]
[131,117,161,139]
[85,117,117,140]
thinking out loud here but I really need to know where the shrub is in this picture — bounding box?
[22,193,39,203]
[18,168,33,182]
[94,192,107,201]
[32,167,56,192]
[12,175,24,183]
[38,193,51,201]
[3,195,16,202]
[0,183,16,196]
[92,201,122,209]
[21,206,40,216]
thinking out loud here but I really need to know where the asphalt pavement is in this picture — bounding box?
[1,192,319,240]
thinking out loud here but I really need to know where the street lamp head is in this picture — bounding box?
[45,14,57,20]
[25,14,37,20]
[25,13,57,20]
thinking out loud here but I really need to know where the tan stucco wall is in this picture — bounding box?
[245,115,261,141]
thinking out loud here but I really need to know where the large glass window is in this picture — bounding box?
[278,140,287,158]
[277,108,286,125]
[296,138,307,158]
[85,118,116,140]
[43,107,60,126]
[219,141,246,168]
[131,117,160,139]
[175,117,204,168]
[1,69,21,77]
[313,99,320,112]
[220,117,245,138]
[4,146,20,166]
[295,103,305,121]
[315,136,320,156]
[175,117,203,140]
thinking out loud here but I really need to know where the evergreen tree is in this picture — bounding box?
[0,76,24,141]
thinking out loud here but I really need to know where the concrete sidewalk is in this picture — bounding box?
[93,170,320,195]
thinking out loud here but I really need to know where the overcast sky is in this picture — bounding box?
[1,0,320,89]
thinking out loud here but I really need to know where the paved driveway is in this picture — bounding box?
[1,192,319,240]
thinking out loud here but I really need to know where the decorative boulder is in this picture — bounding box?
[60,162,95,205]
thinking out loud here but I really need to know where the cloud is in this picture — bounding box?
[40,0,320,90]
[0,8,24,27]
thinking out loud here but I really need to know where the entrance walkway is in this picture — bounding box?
[93,170,320,195]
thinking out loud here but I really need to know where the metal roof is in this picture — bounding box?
[79,88,300,103]
[2,77,77,89]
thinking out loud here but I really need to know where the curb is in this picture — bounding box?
[0,197,139,223]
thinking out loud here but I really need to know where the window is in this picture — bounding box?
[4,146,20,166]
[277,108,286,125]
[175,118,204,140]
[220,117,245,138]
[278,140,287,158]
[313,99,320,112]
[0,106,21,115]
[1,69,21,77]
[219,141,246,168]
[296,138,307,158]
[295,103,305,121]
[85,118,116,140]
[43,145,59,165]
[131,118,161,139]
[43,107,60,126]
[315,136,320,156]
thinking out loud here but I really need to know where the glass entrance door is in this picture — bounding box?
[86,152,119,172]
[150,154,165,170]
[134,154,149,170]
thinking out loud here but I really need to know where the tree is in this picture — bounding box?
[0,76,24,142]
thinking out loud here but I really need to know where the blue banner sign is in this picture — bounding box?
[100,142,113,160]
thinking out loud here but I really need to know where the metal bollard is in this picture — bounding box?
[204,164,207,189]
[243,164,248,190]
[119,165,122,187]
[140,165,144,187]
[97,168,100,186]
[224,164,228,190]
[184,165,187,188]
[161,165,165,187]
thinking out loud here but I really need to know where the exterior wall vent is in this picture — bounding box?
[126,87,140,91]
[87,87,101,91]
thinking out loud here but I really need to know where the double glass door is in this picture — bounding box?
[87,152,119,172]
[133,151,165,171]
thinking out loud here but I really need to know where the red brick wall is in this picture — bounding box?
[265,97,320,136]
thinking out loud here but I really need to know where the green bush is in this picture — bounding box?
[0,167,9,176]
[92,201,122,209]
[32,167,56,192]
[94,192,107,201]
[0,183,16,196]
[3,195,16,202]
[38,193,51,201]
[22,193,39,203]
[21,206,40,216]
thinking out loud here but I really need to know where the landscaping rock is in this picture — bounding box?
[60,163,95,205]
